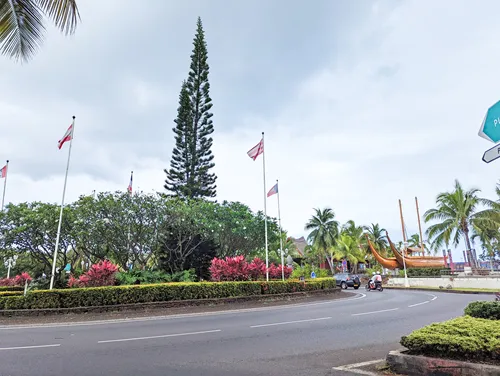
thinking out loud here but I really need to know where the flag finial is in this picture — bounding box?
[72,116,76,120]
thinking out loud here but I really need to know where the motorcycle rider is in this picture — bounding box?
[374,272,382,289]
[369,272,376,289]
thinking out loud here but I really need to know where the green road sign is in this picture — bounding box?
[479,100,500,143]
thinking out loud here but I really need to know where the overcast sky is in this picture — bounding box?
[1,0,499,261]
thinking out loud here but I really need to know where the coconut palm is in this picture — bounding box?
[407,233,432,255]
[472,224,498,271]
[365,223,387,252]
[424,179,496,268]
[305,208,339,274]
[1,0,80,62]
[332,234,365,274]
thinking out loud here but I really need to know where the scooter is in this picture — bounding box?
[365,281,383,292]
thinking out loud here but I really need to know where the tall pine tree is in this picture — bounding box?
[165,17,217,199]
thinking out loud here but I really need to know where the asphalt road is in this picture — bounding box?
[0,290,492,376]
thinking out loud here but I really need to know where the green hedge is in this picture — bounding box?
[0,278,336,311]
[406,268,449,277]
[0,286,23,292]
[400,316,500,363]
[465,301,500,320]
[0,291,23,297]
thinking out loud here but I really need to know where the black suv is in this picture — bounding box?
[333,273,360,289]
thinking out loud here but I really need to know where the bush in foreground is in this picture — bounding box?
[464,301,500,320]
[400,316,500,364]
[0,278,336,311]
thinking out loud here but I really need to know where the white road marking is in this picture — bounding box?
[351,308,399,316]
[97,329,221,344]
[0,293,366,330]
[408,300,430,307]
[0,344,61,351]
[250,316,331,328]
[332,358,385,375]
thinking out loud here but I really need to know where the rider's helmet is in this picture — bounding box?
[376,271,380,275]
[372,272,376,275]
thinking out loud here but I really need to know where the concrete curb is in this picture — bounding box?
[386,350,500,376]
[0,288,341,317]
[384,286,497,295]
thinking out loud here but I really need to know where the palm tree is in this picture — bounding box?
[424,179,496,268]
[407,233,432,255]
[472,224,498,271]
[1,0,80,62]
[304,208,339,274]
[332,234,365,274]
[365,223,388,253]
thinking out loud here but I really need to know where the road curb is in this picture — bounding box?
[384,287,497,295]
[386,350,500,376]
[0,288,341,317]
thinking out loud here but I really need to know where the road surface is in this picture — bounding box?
[0,290,491,376]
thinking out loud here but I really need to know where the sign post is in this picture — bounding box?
[478,100,500,143]
[482,143,500,163]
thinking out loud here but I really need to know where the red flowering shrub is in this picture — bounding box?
[67,260,119,288]
[268,264,292,279]
[248,257,266,280]
[14,272,32,286]
[0,278,16,286]
[209,256,250,281]
[209,256,292,281]
[0,272,32,287]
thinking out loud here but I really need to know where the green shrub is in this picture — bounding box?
[290,264,331,279]
[406,268,449,277]
[0,286,23,292]
[400,316,500,363]
[465,301,500,320]
[115,269,197,285]
[0,291,23,297]
[0,279,336,311]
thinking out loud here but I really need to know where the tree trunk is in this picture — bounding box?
[463,226,476,269]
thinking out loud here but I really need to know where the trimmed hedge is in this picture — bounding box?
[465,301,500,320]
[406,268,449,277]
[0,291,23,297]
[401,316,500,364]
[0,286,23,292]
[0,278,336,311]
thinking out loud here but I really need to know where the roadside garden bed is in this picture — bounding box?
[388,301,500,375]
[0,278,336,313]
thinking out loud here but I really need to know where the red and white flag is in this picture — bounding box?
[127,171,133,194]
[247,138,264,161]
[267,183,278,197]
[0,164,7,179]
[58,123,73,150]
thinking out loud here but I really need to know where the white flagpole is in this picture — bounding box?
[1,160,9,211]
[276,179,285,281]
[50,116,75,290]
[262,132,269,281]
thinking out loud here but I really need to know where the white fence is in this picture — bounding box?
[388,276,500,290]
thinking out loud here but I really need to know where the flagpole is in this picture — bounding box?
[276,179,284,281]
[1,160,9,211]
[262,132,269,281]
[50,116,75,290]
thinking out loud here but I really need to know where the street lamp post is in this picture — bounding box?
[4,255,18,279]
[401,241,409,287]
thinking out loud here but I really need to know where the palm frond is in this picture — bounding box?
[0,0,45,62]
[36,0,79,35]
